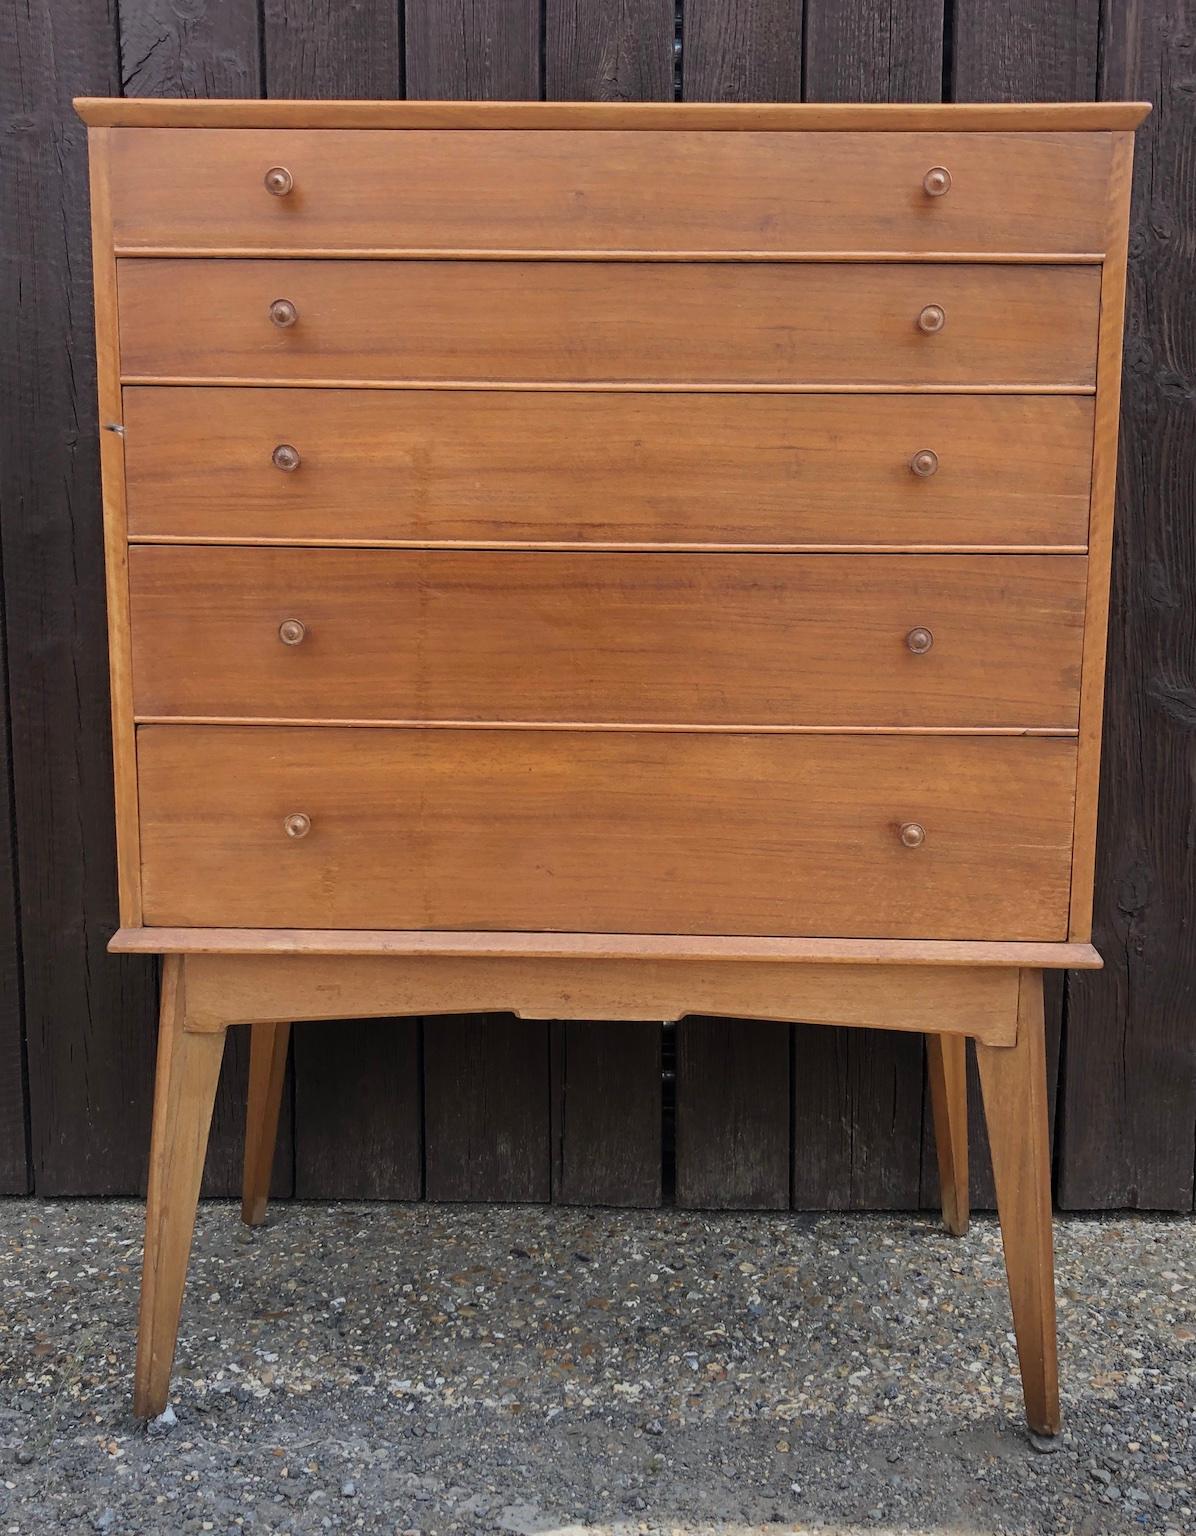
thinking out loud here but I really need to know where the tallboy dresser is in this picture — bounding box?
[76,96,1148,1429]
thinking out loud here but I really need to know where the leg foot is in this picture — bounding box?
[134,958,226,1418]
[927,1033,969,1235]
[242,1021,291,1227]
[976,969,1059,1436]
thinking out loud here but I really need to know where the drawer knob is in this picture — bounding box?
[278,619,307,646]
[916,304,946,334]
[906,627,934,655]
[922,165,952,197]
[910,448,939,477]
[899,822,926,848]
[283,812,312,839]
[264,165,294,197]
[269,298,299,328]
[272,443,301,472]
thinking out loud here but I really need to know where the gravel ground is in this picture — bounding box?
[0,1202,1191,1535]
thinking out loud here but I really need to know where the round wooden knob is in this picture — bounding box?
[899,822,926,848]
[264,166,294,197]
[910,448,939,477]
[906,627,934,655]
[923,166,952,197]
[278,619,306,646]
[269,298,298,328]
[272,443,301,471]
[917,304,946,334]
[283,812,312,839]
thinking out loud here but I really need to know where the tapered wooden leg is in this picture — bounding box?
[926,1032,969,1235]
[241,1021,291,1227]
[134,957,226,1419]
[975,969,1060,1437]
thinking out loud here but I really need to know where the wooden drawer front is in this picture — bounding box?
[117,261,1101,388]
[106,129,1114,257]
[123,388,1095,549]
[137,727,1077,938]
[129,548,1086,730]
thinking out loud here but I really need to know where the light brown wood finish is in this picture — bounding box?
[121,389,1096,549]
[1069,132,1136,940]
[976,970,1060,1435]
[136,727,1079,938]
[241,1021,291,1226]
[105,129,1114,256]
[926,1033,970,1235]
[179,952,1021,1044]
[107,928,1104,969]
[128,549,1088,729]
[86,129,142,925]
[116,260,1102,388]
[75,99,1152,131]
[134,956,226,1419]
[77,100,1145,1429]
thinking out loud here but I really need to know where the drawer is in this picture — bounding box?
[107,129,1114,256]
[122,388,1095,549]
[128,549,1087,729]
[136,727,1078,938]
[117,260,1101,388]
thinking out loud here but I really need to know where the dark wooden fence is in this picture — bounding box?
[1,0,1192,1211]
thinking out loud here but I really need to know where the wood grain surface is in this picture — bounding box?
[136,726,1078,938]
[106,127,1113,255]
[128,548,1087,728]
[116,259,1102,387]
[121,387,1096,549]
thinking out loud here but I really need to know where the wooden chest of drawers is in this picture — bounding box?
[77,96,1147,1432]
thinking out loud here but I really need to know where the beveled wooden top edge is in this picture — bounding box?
[108,928,1103,969]
[74,98,1152,132]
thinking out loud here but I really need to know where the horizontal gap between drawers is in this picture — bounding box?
[112,247,1108,264]
[125,538,1091,555]
[119,377,1099,395]
[132,718,1080,736]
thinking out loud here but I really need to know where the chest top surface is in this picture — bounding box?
[76,98,1147,966]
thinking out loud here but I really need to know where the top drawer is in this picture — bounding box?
[106,128,1115,257]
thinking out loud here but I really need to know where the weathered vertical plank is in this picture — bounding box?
[551,1022,662,1206]
[263,0,402,98]
[1058,0,1196,1209]
[0,569,28,1192]
[676,1019,789,1208]
[0,0,157,1194]
[791,1023,925,1209]
[294,1019,422,1199]
[116,0,274,1201]
[952,0,1100,99]
[545,0,675,99]
[804,0,944,101]
[791,1026,851,1208]
[682,0,802,100]
[787,0,948,1213]
[118,0,260,97]
[425,1015,550,1201]
[405,1,540,99]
